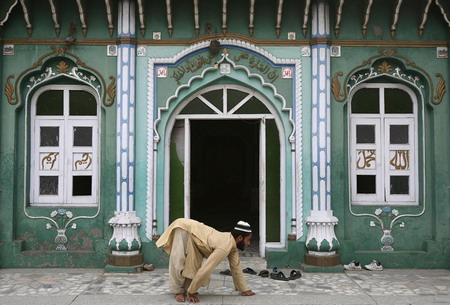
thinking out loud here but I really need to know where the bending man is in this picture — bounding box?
[156,218,256,303]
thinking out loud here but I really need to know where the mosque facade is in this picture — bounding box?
[0,0,449,270]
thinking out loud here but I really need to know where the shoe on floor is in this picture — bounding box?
[288,270,302,280]
[219,269,232,276]
[343,260,362,271]
[364,260,383,271]
[270,271,289,281]
[242,267,257,275]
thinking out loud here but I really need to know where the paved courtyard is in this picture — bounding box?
[0,266,449,305]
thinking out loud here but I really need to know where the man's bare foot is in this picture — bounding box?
[187,292,200,303]
[175,293,185,302]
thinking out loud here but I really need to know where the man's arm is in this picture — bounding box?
[187,248,229,294]
[228,249,251,293]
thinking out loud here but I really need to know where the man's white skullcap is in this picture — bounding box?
[234,221,252,233]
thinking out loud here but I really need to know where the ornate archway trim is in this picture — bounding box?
[4,46,115,107]
[148,39,300,145]
[153,49,298,143]
[331,49,446,105]
[146,39,303,241]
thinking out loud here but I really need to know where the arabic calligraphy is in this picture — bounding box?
[74,153,93,170]
[171,54,216,85]
[356,149,376,169]
[234,52,280,83]
[41,152,59,170]
[390,150,409,170]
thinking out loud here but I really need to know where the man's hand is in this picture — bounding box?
[241,290,256,296]
[187,292,200,303]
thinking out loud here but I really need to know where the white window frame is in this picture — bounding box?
[350,118,382,203]
[349,83,418,206]
[30,85,100,207]
[164,84,287,257]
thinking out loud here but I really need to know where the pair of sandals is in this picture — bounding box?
[258,267,302,281]
[220,267,257,276]
[220,267,302,281]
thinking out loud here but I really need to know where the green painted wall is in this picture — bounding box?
[169,141,184,222]
[331,46,450,268]
[0,0,113,39]
[329,0,450,41]
[150,47,296,236]
[145,0,305,40]
[0,0,449,269]
[0,44,117,267]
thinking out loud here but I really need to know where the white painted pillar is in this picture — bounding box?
[108,0,142,258]
[305,0,340,260]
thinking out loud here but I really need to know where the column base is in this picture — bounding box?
[305,253,340,267]
[301,263,343,273]
[106,253,144,273]
[105,264,144,273]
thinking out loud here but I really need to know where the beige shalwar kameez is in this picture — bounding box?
[155,218,250,295]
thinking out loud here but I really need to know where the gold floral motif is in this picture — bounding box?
[105,76,116,106]
[333,49,444,106]
[379,49,397,57]
[378,61,392,74]
[5,75,16,104]
[74,153,92,170]
[5,46,109,107]
[56,61,69,74]
[356,150,376,169]
[434,73,446,105]
[41,152,59,170]
[390,150,409,170]
[332,72,345,102]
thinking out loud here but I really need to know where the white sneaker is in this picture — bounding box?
[343,260,362,271]
[364,260,383,271]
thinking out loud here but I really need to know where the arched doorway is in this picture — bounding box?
[190,119,260,234]
[165,84,285,256]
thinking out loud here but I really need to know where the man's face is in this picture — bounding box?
[236,234,252,250]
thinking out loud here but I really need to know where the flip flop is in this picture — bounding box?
[219,269,231,276]
[289,270,302,280]
[272,267,281,274]
[270,270,289,281]
[242,267,257,275]
[258,270,269,277]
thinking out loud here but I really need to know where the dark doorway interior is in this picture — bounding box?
[190,120,259,239]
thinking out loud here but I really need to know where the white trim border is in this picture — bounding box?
[146,39,303,241]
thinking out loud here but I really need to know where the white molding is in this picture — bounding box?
[148,39,300,142]
[346,67,426,103]
[295,50,304,239]
[108,211,142,252]
[259,117,266,257]
[146,40,302,245]
[348,83,426,229]
[30,85,99,205]
[162,85,287,251]
[152,50,298,143]
[349,83,419,206]
[145,53,155,238]
[23,84,102,228]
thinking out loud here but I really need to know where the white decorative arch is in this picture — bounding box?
[145,40,303,242]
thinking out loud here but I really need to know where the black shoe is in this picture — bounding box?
[289,270,302,280]
[270,271,289,281]
[219,269,231,276]
[242,267,257,275]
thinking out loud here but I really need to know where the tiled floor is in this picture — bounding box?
[0,268,449,298]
